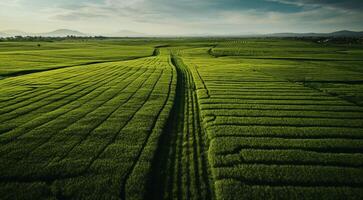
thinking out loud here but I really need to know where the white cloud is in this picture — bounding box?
[0,0,22,6]
[267,0,363,12]
[1,0,363,35]
[216,5,363,33]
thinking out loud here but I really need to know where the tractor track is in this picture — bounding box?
[148,54,214,200]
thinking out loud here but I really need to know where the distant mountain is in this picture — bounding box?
[0,29,87,37]
[107,30,146,37]
[40,29,87,37]
[266,30,363,37]
[0,32,8,37]
[0,30,28,36]
[1,29,362,38]
[328,30,363,37]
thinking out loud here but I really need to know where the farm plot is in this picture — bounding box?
[208,40,363,107]
[1,38,363,200]
[209,39,363,61]
[0,55,176,199]
[181,52,363,199]
[252,60,363,106]
[0,41,154,76]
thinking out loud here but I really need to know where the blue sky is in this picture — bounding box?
[1,0,362,35]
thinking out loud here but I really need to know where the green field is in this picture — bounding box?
[1,38,363,199]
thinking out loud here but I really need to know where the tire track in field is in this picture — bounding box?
[123,57,176,200]
[121,60,175,199]
[184,58,214,200]
[193,63,210,99]
[148,54,214,200]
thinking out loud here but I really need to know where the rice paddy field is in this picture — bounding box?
[0,38,363,199]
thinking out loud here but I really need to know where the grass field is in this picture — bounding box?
[0,38,363,199]
[0,41,156,77]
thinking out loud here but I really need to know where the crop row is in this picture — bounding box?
[181,50,363,200]
[0,42,154,76]
[0,55,175,199]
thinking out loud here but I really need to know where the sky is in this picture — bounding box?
[0,0,363,35]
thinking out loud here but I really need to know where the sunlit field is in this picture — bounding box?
[1,38,363,199]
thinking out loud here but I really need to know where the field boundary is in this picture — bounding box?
[1,48,162,78]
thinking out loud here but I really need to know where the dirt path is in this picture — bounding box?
[148,54,214,200]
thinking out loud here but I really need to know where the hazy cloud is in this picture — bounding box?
[1,0,363,35]
[268,0,363,12]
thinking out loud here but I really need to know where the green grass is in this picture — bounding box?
[0,51,176,199]
[0,38,363,199]
[0,41,155,76]
[180,40,363,199]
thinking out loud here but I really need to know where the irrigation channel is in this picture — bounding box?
[147,55,214,200]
